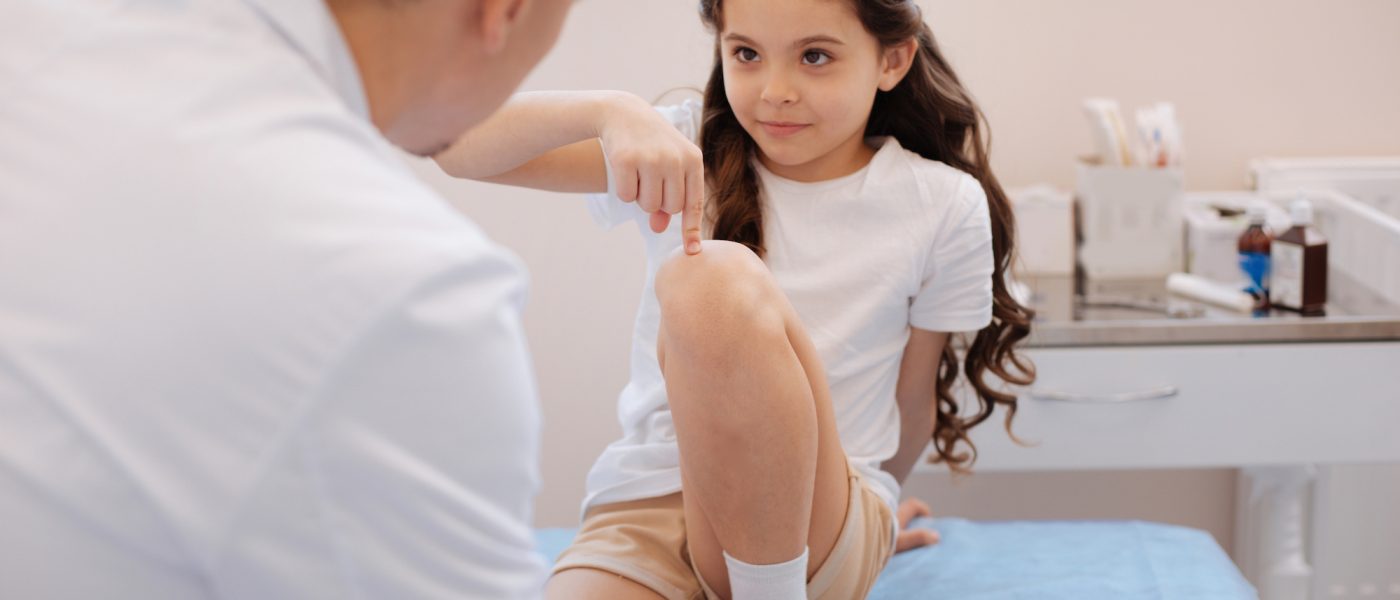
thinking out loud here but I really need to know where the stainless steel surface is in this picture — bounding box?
[1023,271,1400,347]
[1027,385,1180,403]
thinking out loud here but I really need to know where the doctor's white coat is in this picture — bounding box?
[0,0,547,597]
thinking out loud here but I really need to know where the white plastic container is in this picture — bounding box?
[1009,185,1074,276]
[1250,156,1400,221]
[1183,193,1291,286]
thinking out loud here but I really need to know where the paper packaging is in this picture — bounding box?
[1009,185,1074,276]
[1076,163,1185,280]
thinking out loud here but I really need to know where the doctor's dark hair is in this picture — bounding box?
[698,0,1034,473]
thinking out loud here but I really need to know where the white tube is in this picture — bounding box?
[1166,272,1256,313]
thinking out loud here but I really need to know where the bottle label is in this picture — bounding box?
[1271,241,1304,308]
[1239,251,1270,297]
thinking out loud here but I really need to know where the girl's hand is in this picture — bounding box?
[894,498,940,553]
[598,93,705,255]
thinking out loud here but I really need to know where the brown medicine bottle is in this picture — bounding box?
[1269,199,1328,316]
[1238,204,1272,311]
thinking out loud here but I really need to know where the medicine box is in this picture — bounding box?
[1076,163,1185,280]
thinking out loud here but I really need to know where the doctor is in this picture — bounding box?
[0,0,699,598]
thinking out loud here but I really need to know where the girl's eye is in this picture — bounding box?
[734,47,760,63]
[802,50,831,66]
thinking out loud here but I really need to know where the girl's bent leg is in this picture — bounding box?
[655,240,851,599]
[545,568,666,600]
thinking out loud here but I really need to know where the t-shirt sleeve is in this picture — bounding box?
[585,99,704,230]
[909,174,996,332]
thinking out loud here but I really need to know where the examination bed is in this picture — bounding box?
[535,517,1256,599]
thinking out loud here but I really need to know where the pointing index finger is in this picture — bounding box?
[682,165,704,255]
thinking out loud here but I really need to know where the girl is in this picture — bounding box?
[435,0,1033,598]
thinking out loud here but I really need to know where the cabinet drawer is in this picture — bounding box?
[931,342,1400,472]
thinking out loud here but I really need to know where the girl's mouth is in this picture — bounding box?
[759,121,810,138]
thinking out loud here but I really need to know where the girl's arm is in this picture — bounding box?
[433,91,619,189]
[881,328,951,485]
[433,90,704,252]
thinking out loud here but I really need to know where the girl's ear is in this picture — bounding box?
[877,38,919,92]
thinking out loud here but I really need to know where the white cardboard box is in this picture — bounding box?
[1076,164,1185,280]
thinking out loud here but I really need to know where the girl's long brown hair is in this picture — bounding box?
[698,0,1035,473]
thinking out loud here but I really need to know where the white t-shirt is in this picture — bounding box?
[583,101,995,521]
[1,0,545,598]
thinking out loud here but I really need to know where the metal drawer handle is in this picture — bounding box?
[1028,385,1179,404]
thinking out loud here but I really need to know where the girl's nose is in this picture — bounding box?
[760,72,799,106]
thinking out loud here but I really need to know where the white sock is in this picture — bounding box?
[723,548,808,600]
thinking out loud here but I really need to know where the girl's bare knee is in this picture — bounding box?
[654,240,777,343]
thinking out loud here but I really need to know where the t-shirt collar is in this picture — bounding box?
[755,136,901,194]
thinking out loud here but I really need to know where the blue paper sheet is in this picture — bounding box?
[869,517,1256,599]
[535,517,1257,599]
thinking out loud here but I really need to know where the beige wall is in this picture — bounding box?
[923,0,1400,191]
[403,0,1400,553]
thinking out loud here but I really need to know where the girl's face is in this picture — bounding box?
[719,0,914,182]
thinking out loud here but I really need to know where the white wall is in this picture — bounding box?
[402,0,1400,558]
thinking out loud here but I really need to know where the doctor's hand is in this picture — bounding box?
[894,497,941,553]
[597,92,705,255]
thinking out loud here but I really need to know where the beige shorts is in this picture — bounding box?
[552,465,895,600]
